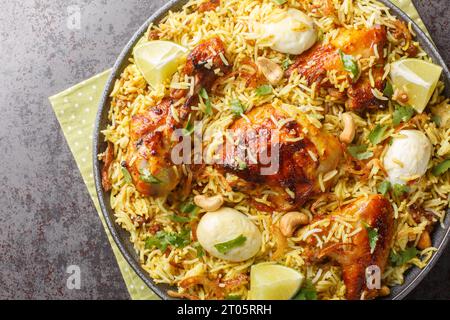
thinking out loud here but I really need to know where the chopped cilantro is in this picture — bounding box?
[231,99,245,117]
[347,144,374,160]
[368,124,389,145]
[339,50,360,80]
[214,235,247,254]
[432,159,450,176]
[393,104,415,126]
[293,280,317,300]
[378,180,392,196]
[199,87,212,115]
[393,183,410,198]
[390,247,418,267]
[139,169,161,184]
[145,229,191,252]
[256,84,273,96]
[183,114,195,136]
[383,81,394,98]
[365,225,379,254]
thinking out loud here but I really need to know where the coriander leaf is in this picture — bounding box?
[432,159,450,176]
[214,235,247,254]
[183,114,195,136]
[368,125,389,145]
[390,247,418,267]
[145,229,191,251]
[293,280,317,300]
[432,115,441,127]
[365,225,379,254]
[180,201,200,216]
[236,158,247,170]
[256,84,273,96]
[139,169,161,184]
[231,99,245,117]
[393,104,415,126]
[383,81,394,98]
[393,184,409,198]
[121,167,133,184]
[378,180,391,196]
[282,58,292,70]
[194,243,205,258]
[170,214,191,223]
[339,50,360,80]
[199,87,212,115]
[347,144,374,160]
[271,0,287,4]
[225,295,242,300]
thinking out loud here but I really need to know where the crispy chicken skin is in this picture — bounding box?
[314,195,394,300]
[287,26,387,111]
[126,98,180,197]
[219,104,342,210]
[171,37,231,119]
[115,38,231,197]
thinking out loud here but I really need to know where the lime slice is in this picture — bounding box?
[390,58,442,113]
[133,40,188,90]
[249,263,304,300]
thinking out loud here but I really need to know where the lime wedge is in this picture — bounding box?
[249,263,304,300]
[390,59,442,113]
[133,40,188,90]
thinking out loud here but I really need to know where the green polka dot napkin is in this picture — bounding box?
[48,0,427,300]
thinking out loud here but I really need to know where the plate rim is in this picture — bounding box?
[93,0,450,300]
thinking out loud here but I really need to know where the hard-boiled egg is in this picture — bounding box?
[196,208,262,262]
[262,9,317,55]
[383,130,432,185]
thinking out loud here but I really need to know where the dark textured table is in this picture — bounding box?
[0,0,448,300]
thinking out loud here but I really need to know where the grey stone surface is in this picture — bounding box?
[0,0,448,300]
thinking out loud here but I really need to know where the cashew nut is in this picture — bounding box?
[256,57,284,85]
[339,113,356,144]
[279,212,310,237]
[194,194,224,212]
[417,231,432,250]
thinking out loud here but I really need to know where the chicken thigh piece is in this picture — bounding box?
[218,104,342,210]
[312,195,394,300]
[108,38,232,198]
[287,26,387,111]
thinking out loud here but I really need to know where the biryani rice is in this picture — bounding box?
[101,0,450,299]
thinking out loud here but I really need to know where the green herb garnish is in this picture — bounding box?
[145,229,191,252]
[236,158,247,170]
[271,0,287,5]
[256,84,273,96]
[432,159,450,176]
[365,225,379,254]
[368,125,389,145]
[393,104,415,126]
[199,87,212,115]
[121,167,133,184]
[231,99,245,117]
[183,114,195,136]
[390,247,418,267]
[383,81,394,98]
[282,58,292,70]
[194,243,205,258]
[214,235,247,254]
[139,169,161,184]
[339,50,360,80]
[180,201,200,217]
[293,280,317,300]
[393,183,410,198]
[226,295,242,300]
[431,115,441,127]
[170,214,191,223]
[378,180,392,196]
[347,144,374,160]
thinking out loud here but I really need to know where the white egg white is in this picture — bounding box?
[196,208,262,262]
[262,9,317,55]
[383,130,432,185]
